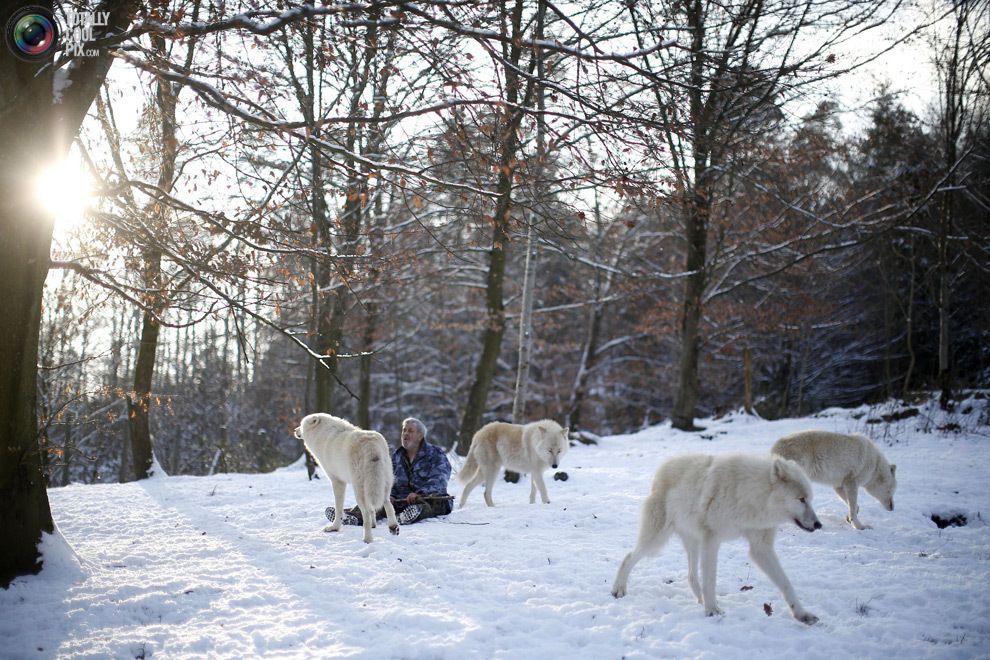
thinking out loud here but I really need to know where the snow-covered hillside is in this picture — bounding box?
[3,396,989,659]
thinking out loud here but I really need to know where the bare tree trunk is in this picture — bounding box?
[357,312,375,429]
[127,269,162,480]
[937,208,952,409]
[511,0,546,428]
[455,216,510,454]
[935,2,973,411]
[0,0,141,587]
[511,222,537,424]
[671,190,709,431]
[743,347,753,415]
[301,17,336,415]
[454,0,529,455]
[902,238,917,399]
[0,175,56,586]
[670,1,711,432]
[126,24,195,480]
[355,20,396,430]
[796,328,810,416]
[567,299,604,432]
[567,190,621,432]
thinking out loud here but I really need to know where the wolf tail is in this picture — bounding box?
[457,447,479,483]
[361,451,393,510]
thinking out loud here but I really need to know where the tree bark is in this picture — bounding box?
[510,0,546,428]
[670,0,711,432]
[743,347,753,415]
[511,222,537,424]
[127,270,162,480]
[0,0,140,586]
[0,176,56,587]
[454,0,528,455]
[935,2,971,411]
[902,238,916,399]
[567,298,605,432]
[671,189,709,431]
[455,216,510,454]
[126,25,192,480]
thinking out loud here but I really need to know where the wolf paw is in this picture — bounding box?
[795,610,819,625]
[389,524,400,536]
[322,523,341,533]
[705,604,724,617]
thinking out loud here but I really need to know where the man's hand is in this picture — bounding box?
[406,493,420,505]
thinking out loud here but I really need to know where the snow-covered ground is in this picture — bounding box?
[3,396,989,659]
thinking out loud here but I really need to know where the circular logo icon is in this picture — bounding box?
[6,6,60,61]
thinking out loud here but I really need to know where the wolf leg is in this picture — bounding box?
[459,471,484,508]
[323,477,347,533]
[531,470,550,504]
[482,464,500,507]
[683,535,702,604]
[746,529,818,624]
[832,485,849,509]
[611,505,671,598]
[383,498,400,536]
[842,475,870,529]
[699,534,724,616]
[354,490,376,543]
[611,548,645,598]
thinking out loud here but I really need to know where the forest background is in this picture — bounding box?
[1,0,987,583]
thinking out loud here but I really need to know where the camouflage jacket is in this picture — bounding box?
[391,441,452,503]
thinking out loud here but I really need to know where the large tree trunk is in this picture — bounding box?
[671,190,709,431]
[670,1,711,432]
[310,9,386,416]
[0,0,140,586]
[454,0,528,455]
[0,178,56,587]
[127,263,163,481]
[455,215,510,455]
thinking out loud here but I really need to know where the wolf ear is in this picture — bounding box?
[771,457,790,484]
[562,427,569,437]
[538,426,547,436]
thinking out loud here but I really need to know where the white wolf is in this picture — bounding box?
[771,430,897,530]
[458,419,569,507]
[611,453,822,624]
[294,413,399,543]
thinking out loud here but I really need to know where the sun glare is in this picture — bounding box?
[35,161,93,233]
